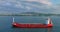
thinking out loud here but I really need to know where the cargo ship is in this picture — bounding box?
[12,17,53,28]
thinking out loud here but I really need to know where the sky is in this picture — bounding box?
[0,0,60,14]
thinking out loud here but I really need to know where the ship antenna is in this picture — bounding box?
[13,17,14,23]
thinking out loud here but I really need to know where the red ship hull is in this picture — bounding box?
[12,22,53,28]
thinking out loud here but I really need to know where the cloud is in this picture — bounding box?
[0,0,60,14]
[0,0,52,9]
[0,0,53,13]
[51,5,60,14]
[22,0,52,6]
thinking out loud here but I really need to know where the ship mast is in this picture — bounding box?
[13,17,14,23]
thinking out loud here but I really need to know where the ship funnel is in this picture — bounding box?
[47,18,53,24]
[47,17,53,27]
[46,17,53,24]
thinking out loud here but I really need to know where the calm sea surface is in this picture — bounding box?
[0,16,60,32]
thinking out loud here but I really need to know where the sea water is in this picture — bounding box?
[0,16,60,32]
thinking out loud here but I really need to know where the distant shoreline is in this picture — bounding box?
[0,12,60,16]
[0,14,60,16]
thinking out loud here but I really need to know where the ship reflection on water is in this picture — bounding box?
[12,28,53,32]
[46,28,52,32]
